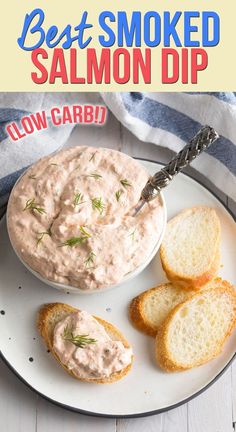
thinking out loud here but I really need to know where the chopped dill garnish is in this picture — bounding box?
[49,163,58,166]
[91,197,105,215]
[60,226,91,247]
[36,228,51,246]
[89,152,96,162]
[84,172,103,180]
[120,179,132,188]
[84,251,96,268]
[28,174,37,180]
[129,228,136,241]
[73,192,85,207]
[115,189,123,202]
[79,226,91,237]
[63,325,97,348]
[23,198,46,215]
[60,237,88,247]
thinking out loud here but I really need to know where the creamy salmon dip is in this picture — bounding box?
[7,146,164,290]
[53,310,132,379]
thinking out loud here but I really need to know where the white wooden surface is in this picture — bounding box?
[0,95,235,432]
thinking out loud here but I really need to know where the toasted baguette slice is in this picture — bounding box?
[129,278,223,337]
[160,206,221,289]
[38,303,133,384]
[156,281,236,372]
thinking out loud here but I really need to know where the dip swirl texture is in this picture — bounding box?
[53,310,133,379]
[7,147,164,290]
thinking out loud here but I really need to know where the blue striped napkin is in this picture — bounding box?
[101,92,236,202]
[0,92,236,209]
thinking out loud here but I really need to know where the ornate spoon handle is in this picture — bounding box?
[133,125,219,215]
[141,125,219,203]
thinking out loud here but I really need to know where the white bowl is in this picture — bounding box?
[7,173,167,295]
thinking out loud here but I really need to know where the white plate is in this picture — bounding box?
[0,160,236,418]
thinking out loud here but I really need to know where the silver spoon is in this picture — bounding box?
[133,125,219,216]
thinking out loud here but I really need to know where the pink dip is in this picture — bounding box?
[53,310,132,379]
[7,147,164,290]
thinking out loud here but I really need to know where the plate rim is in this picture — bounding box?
[0,157,235,419]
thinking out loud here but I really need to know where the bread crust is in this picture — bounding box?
[37,303,133,384]
[161,248,221,290]
[129,290,157,337]
[160,207,221,289]
[129,278,223,337]
[155,282,236,372]
[129,283,180,337]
